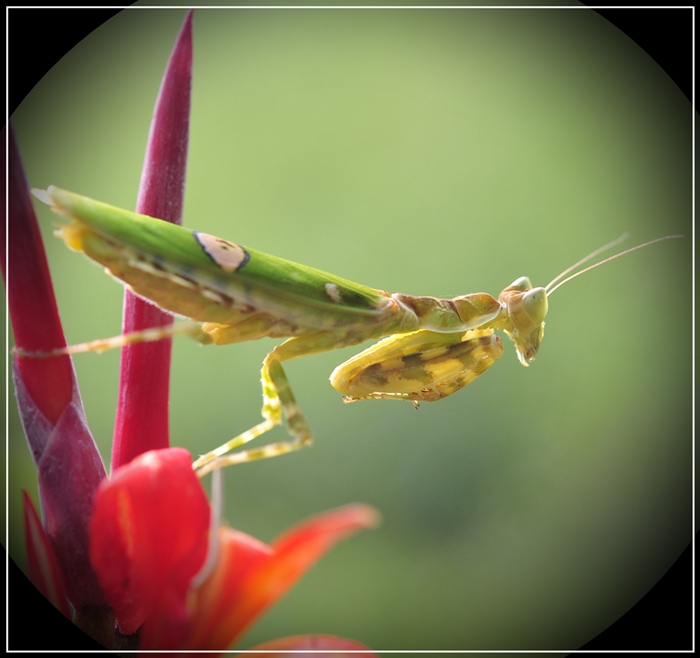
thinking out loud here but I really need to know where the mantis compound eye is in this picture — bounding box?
[508,276,533,292]
[521,287,548,326]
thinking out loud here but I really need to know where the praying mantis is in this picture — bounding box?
[29,186,681,476]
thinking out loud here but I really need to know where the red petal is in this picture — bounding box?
[89,448,209,647]
[111,9,193,469]
[23,491,71,619]
[186,504,380,650]
[249,634,378,655]
[5,125,74,425]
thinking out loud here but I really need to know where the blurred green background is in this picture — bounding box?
[8,5,691,651]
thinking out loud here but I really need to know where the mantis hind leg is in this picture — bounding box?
[13,320,211,357]
[12,307,291,358]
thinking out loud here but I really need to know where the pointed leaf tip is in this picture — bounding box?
[113,10,194,468]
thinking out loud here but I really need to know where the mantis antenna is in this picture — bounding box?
[545,234,683,297]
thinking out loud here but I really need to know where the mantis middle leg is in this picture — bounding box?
[192,325,382,476]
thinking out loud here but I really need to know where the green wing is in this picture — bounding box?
[38,187,391,329]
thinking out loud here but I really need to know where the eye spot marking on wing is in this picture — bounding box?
[325,282,342,302]
[194,232,250,272]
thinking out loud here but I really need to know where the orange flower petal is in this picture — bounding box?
[186,504,380,650]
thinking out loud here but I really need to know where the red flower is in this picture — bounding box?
[90,448,380,651]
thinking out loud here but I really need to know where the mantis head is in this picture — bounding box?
[499,233,682,367]
[498,277,547,366]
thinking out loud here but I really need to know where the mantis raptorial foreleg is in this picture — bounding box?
[331,328,504,404]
